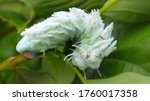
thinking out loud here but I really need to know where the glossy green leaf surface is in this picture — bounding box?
[42,52,75,84]
[89,72,150,84]
[101,0,150,23]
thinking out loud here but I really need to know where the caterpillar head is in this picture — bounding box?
[16,34,43,58]
[16,18,59,59]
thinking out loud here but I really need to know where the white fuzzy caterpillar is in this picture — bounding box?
[16,8,117,72]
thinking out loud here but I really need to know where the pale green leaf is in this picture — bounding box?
[89,72,150,84]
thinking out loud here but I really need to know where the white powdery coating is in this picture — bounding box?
[16,7,117,71]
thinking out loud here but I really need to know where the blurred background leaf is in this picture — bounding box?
[0,0,30,31]
[21,0,105,17]
[101,0,150,23]
[15,68,56,84]
[1,70,17,84]
[0,20,15,38]
[0,31,20,61]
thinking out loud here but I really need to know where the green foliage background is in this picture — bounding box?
[1,0,150,84]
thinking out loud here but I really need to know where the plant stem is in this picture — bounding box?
[0,55,26,71]
[56,51,88,84]
[73,67,88,84]
[100,0,118,13]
